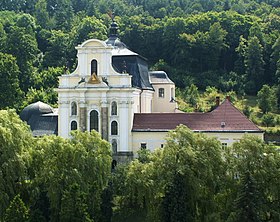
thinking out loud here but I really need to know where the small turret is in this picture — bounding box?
[105,13,127,48]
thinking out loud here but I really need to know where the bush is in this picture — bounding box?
[262,113,276,127]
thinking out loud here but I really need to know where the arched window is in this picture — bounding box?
[71,121,77,130]
[111,101,117,115]
[90,110,99,132]
[71,102,77,116]
[91,59,98,75]
[112,139,117,154]
[159,88,164,98]
[111,121,118,135]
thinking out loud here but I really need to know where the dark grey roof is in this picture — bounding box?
[31,115,58,136]
[112,55,153,90]
[20,101,58,136]
[149,71,174,84]
[20,101,53,122]
[105,20,127,49]
[106,36,127,48]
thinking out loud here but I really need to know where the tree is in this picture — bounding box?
[162,172,194,222]
[244,36,264,93]
[257,84,276,113]
[42,30,70,68]
[0,110,33,220]
[35,0,52,29]
[31,130,112,221]
[4,194,29,222]
[0,52,23,109]
[114,125,224,222]
[60,183,93,222]
[5,25,39,92]
[185,84,200,107]
[271,36,280,82]
[207,22,228,70]
[226,136,280,221]
[235,171,261,222]
[71,16,107,46]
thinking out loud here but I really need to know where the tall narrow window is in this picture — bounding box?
[112,139,117,154]
[111,101,117,115]
[171,88,174,100]
[91,59,98,75]
[159,88,164,98]
[111,121,118,135]
[90,110,99,132]
[71,102,77,116]
[71,121,77,130]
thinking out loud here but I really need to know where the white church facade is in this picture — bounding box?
[20,20,263,162]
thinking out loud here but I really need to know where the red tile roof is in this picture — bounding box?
[132,99,261,132]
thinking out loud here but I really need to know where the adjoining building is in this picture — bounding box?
[20,20,263,162]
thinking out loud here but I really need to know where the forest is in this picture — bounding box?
[0,0,279,109]
[0,0,280,221]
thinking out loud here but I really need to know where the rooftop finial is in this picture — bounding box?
[108,11,118,38]
[108,11,115,22]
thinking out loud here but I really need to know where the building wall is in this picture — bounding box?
[58,39,136,155]
[132,130,264,154]
[132,131,168,153]
[151,83,176,113]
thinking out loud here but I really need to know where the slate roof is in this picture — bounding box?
[149,71,174,84]
[20,101,58,136]
[132,98,261,132]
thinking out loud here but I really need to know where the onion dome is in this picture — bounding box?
[105,20,127,48]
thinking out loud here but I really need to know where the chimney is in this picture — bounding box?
[215,96,220,107]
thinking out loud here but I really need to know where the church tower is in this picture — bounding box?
[57,20,139,161]
[57,19,177,161]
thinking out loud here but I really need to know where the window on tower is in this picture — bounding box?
[71,102,77,116]
[91,59,98,75]
[112,139,117,154]
[111,121,118,135]
[71,120,77,130]
[111,101,117,115]
[159,88,164,98]
[90,110,99,132]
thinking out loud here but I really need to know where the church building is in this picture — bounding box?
[20,20,263,162]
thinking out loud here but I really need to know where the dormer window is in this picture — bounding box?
[159,88,164,98]
[71,102,77,116]
[91,59,98,75]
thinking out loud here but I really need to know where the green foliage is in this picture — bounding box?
[0,52,23,109]
[0,110,32,220]
[162,172,194,222]
[235,172,261,222]
[262,113,276,127]
[257,84,277,113]
[31,130,112,221]
[185,84,200,107]
[244,36,265,93]
[60,183,93,222]
[4,194,30,222]
[226,136,280,221]
[113,125,224,222]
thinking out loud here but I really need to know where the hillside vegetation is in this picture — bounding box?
[0,0,279,112]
